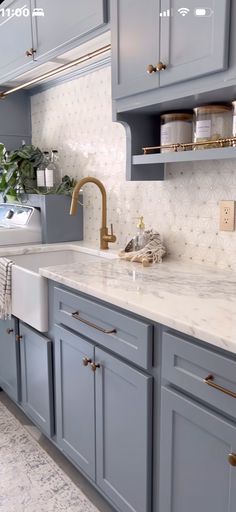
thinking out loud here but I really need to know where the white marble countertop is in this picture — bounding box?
[1,242,235,355]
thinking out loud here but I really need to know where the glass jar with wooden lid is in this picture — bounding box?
[194,104,233,149]
[160,112,193,153]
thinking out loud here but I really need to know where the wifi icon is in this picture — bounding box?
[178,7,190,16]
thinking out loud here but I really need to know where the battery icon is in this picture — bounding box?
[194,8,213,17]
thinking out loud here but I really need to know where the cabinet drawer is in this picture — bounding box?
[162,331,236,421]
[54,287,153,369]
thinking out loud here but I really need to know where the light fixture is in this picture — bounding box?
[0,44,111,99]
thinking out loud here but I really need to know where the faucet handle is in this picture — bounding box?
[110,223,114,236]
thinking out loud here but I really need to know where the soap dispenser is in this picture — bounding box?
[124,216,147,252]
[136,216,146,249]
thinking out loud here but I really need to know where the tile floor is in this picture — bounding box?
[0,391,114,512]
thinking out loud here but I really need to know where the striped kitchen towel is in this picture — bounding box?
[0,258,13,319]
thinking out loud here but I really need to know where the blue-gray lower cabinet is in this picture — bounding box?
[0,318,20,402]
[54,323,152,512]
[159,387,236,512]
[55,325,96,480]
[96,348,152,512]
[20,322,54,437]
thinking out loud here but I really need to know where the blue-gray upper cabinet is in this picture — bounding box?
[32,0,109,61]
[96,348,152,512]
[159,0,230,87]
[111,0,230,99]
[159,387,236,512]
[0,318,20,402]
[54,325,96,481]
[111,0,161,98]
[0,0,34,81]
[20,323,54,437]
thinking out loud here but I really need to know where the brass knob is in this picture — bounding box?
[228,453,236,466]
[156,61,167,71]
[26,48,36,57]
[90,362,101,372]
[16,335,23,342]
[147,64,157,74]
[82,357,92,367]
[6,328,14,334]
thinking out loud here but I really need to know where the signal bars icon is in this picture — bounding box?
[159,8,171,17]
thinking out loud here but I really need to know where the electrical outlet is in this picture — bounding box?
[219,200,235,231]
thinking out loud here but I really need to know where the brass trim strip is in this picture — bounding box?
[204,374,236,399]
[72,311,116,334]
[0,44,111,98]
[142,137,236,154]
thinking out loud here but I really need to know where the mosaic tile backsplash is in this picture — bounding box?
[31,66,236,271]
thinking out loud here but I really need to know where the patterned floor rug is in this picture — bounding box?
[0,401,99,512]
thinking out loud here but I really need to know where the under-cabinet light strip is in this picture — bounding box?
[0,44,111,98]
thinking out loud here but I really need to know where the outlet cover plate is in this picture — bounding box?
[219,200,235,232]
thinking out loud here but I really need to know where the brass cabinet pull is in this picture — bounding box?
[89,362,101,372]
[6,328,14,334]
[72,311,116,335]
[204,375,236,399]
[26,48,36,57]
[147,64,157,74]
[147,62,167,74]
[228,453,236,466]
[15,335,23,342]
[156,61,167,71]
[82,357,92,367]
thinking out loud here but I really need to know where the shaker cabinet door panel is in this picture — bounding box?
[159,387,236,512]
[0,0,33,81]
[96,348,152,512]
[20,323,54,437]
[160,0,230,86]
[111,0,161,99]
[32,0,108,60]
[0,318,20,402]
[55,326,95,480]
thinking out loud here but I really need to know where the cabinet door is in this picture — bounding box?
[55,325,95,480]
[32,0,108,61]
[0,318,20,402]
[0,0,33,81]
[111,0,161,99]
[159,387,236,512]
[20,323,54,437]
[96,348,152,512]
[160,0,230,86]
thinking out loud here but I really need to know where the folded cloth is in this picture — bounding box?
[119,231,166,266]
[0,257,13,319]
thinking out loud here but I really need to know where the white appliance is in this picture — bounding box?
[0,203,42,246]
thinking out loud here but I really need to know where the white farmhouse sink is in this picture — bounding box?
[11,248,112,332]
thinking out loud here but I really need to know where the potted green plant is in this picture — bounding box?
[0,143,43,202]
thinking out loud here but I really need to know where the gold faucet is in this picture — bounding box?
[70,176,117,250]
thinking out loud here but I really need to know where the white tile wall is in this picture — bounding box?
[31,66,236,271]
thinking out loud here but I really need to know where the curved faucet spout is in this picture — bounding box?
[70,176,116,250]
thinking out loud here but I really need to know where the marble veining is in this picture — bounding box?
[0,242,235,355]
[0,400,99,512]
[37,248,236,355]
